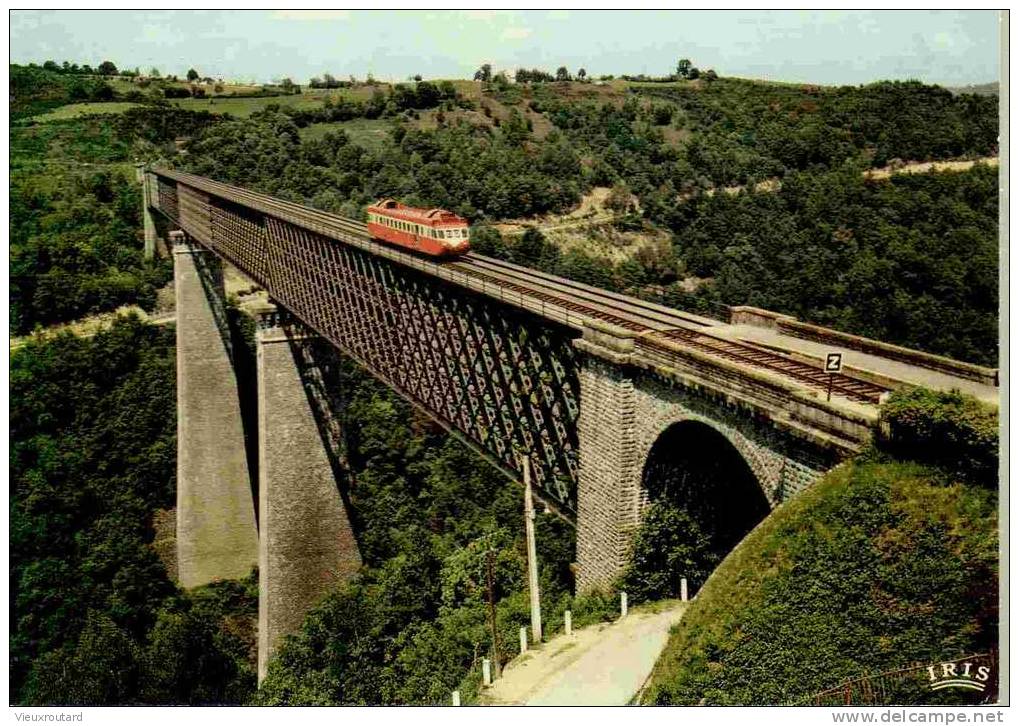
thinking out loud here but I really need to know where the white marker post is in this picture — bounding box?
[452,691,461,706]
[620,591,628,618]
[519,626,528,654]
[564,610,572,636]
[482,658,492,686]
[680,577,689,602]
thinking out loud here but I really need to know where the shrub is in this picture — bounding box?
[877,388,998,487]
[621,502,720,603]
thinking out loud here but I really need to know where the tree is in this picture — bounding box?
[676,58,692,79]
[438,80,456,99]
[703,69,719,82]
[186,68,199,82]
[605,182,634,213]
[622,502,719,602]
[413,74,422,82]
[474,63,493,82]
[97,60,118,76]
[577,68,587,81]
[149,67,161,78]
[556,66,571,82]
[414,81,440,108]
[688,67,701,80]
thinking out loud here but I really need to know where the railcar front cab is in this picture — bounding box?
[430,218,470,254]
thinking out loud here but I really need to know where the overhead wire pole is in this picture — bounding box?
[522,454,543,643]
[485,548,502,680]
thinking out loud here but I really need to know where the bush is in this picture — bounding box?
[621,502,720,603]
[877,388,998,487]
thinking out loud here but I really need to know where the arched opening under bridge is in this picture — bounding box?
[638,420,772,591]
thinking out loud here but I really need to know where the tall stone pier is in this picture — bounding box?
[137,165,158,259]
[574,353,642,593]
[173,231,258,588]
[255,304,362,682]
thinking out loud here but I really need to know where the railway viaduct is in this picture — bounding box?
[141,167,999,681]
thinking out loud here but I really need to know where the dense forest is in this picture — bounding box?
[10,167,172,333]
[9,107,224,334]
[8,62,1001,705]
[10,319,257,704]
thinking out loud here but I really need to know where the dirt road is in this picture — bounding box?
[482,601,686,706]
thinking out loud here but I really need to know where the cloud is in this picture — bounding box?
[270,10,349,21]
[501,26,533,41]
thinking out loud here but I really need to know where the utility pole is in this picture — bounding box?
[485,548,502,679]
[522,455,542,643]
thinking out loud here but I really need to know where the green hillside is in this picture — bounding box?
[642,391,999,706]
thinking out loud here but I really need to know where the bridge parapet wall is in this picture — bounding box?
[730,306,999,387]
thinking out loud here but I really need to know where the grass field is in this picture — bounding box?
[29,101,142,122]
[298,118,392,150]
[170,86,383,117]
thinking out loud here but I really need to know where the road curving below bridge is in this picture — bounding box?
[480,600,687,706]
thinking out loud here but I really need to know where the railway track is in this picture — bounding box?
[153,168,890,405]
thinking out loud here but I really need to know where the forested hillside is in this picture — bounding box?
[9,107,223,334]
[11,319,257,704]
[174,76,998,365]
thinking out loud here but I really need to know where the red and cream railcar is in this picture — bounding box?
[366,199,471,257]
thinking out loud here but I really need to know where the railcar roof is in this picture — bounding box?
[368,199,467,225]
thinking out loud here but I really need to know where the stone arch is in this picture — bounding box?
[635,416,773,559]
[634,410,787,514]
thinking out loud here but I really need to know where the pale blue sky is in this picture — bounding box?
[10,10,1000,86]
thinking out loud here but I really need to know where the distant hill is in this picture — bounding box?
[946,82,999,96]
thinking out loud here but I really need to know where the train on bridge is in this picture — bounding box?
[366,199,471,257]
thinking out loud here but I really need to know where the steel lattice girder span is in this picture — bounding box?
[150,169,583,514]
